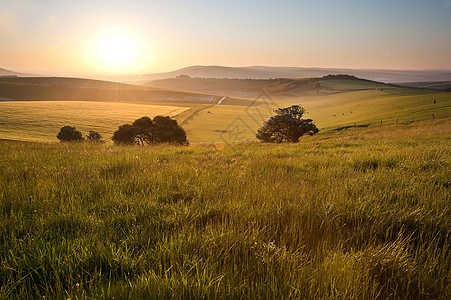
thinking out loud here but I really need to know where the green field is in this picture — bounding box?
[178,89,451,143]
[1,77,450,144]
[0,77,221,103]
[0,101,188,142]
[1,118,449,298]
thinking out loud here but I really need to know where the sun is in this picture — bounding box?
[90,29,142,72]
[98,35,136,67]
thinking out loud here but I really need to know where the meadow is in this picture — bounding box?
[0,118,449,299]
[178,89,451,143]
[0,101,188,142]
[1,76,450,144]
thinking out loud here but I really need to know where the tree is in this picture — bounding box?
[86,131,102,143]
[274,105,305,120]
[152,115,187,144]
[57,126,84,142]
[256,105,318,143]
[112,116,188,145]
[132,117,153,145]
[112,124,136,145]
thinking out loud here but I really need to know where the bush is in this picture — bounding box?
[57,126,84,142]
[86,131,102,143]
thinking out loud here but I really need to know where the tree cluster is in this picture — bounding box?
[257,105,319,143]
[57,126,103,143]
[112,116,187,145]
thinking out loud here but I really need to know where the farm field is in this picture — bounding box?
[0,118,449,298]
[0,77,222,103]
[179,89,451,143]
[0,101,189,142]
[1,76,450,143]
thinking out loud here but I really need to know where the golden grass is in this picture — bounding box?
[178,90,451,143]
[1,77,450,143]
[0,101,188,142]
[0,118,449,298]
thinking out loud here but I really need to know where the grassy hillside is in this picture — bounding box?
[0,118,449,299]
[144,76,422,97]
[133,65,451,82]
[399,81,451,91]
[1,76,450,143]
[178,89,451,143]
[0,101,189,142]
[145,77,322,98]
[0,77,222,103]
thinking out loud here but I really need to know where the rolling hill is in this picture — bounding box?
[0,67,36,77]
[134,65,451,83]
[0,77,224,103]
[144,75,401,98]
[143,75,450,143]
[0,75,450,143]
[0,76,229,142]
[398,81,451,91]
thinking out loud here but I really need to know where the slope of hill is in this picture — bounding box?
[136,66,451,83]
[0,67,36,77]
[0,77,224,103]
[145,77,322,98]
[0,101,189,142]
[178,89,450,143]
[1,75,450,143]
[398,81,451,91]
[144,75,402,99]
[0,118,450,298]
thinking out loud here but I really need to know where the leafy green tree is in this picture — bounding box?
[257,105,318,143]
[274,105,305,120]
[57,126,84,142]
[112,124,136,145]
[152,115,187,144]
[86,131,102,143]
[112,116,188,145]
[132,117,153,145]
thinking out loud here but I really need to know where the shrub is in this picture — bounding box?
[56,126,84,142]
[86,131,102,143]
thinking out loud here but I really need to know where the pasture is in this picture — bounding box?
[178,89,451,143]
[0,118,449,298]
[0,76,450,144]
[0,101,188,142]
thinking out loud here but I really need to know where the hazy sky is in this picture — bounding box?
[1,0,451,75]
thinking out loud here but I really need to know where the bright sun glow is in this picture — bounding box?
[98,35,136,67]
[87,29,150,73]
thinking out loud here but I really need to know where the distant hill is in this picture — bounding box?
[0,67,36,77]
[144,75,401,98]
[4,65,451,84]
[0,77,226,104]
[134,66,451,84]
[398,81,451,91]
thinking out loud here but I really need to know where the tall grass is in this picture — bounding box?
[0,118,450,299]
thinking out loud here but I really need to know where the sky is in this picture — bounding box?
[1,0,451,75]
